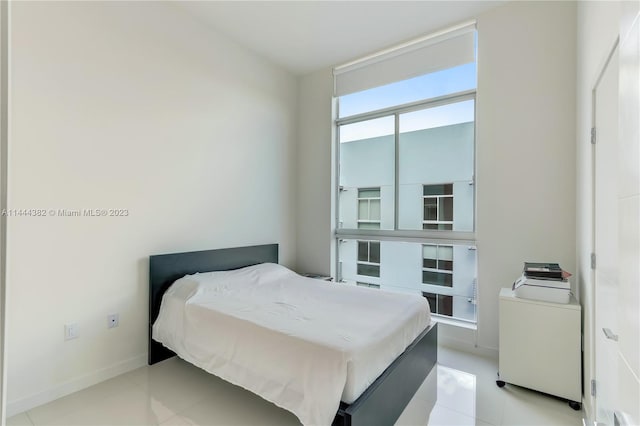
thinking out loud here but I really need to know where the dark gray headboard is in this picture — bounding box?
[148,243,279,365]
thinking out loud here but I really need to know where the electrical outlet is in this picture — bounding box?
[107,313,119,329]
[64,323,79,340]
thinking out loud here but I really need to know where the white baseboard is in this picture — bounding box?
[435,321,499,360]
[6,354,146,418]
[438,334,499,360]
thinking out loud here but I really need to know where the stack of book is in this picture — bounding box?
[512,262,571,304]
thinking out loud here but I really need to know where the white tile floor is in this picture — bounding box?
[7,346,585,426]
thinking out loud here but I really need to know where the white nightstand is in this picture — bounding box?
[497,288,581,410]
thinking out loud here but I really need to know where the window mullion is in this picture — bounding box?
[394,113,399,231]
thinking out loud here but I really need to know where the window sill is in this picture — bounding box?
[431,315,477,330]
[301,273,333,282]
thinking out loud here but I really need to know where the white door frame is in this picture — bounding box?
[590,36,619,424]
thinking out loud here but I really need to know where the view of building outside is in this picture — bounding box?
[334,30,478,322]
[337,121,477,322]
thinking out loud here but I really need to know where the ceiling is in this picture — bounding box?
[176,1,504,76]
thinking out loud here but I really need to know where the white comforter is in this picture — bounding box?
[152,263,430,426]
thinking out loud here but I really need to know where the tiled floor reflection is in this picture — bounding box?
[7,346,585,425]
[397,347,585,426]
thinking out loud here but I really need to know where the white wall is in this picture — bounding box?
[7,1,298,414]
[296,1,577,353]
[295,68,334,276]
[0,0,7,421]
[474,1,577,352]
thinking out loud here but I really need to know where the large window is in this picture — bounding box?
[334,23,478,324]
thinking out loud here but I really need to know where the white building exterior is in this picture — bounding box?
[338,121,477,321]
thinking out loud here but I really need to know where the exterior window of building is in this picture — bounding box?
[357,282,380,289]
[422,244,453,287]
[358,188,381,229]
[357,241,380,277]
[423,184,453,230]
[422,292,453,317]
[334,23,477,324]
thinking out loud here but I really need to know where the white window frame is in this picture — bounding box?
[334,91,476,242]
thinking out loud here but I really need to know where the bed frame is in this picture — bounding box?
[148,243,438,426]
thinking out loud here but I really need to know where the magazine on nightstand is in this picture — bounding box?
[513,262,572,304]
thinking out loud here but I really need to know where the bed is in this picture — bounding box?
[148,244,438,426]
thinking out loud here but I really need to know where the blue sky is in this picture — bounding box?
[339,62,476,143]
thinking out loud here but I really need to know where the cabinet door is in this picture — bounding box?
[499,297,581,401]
